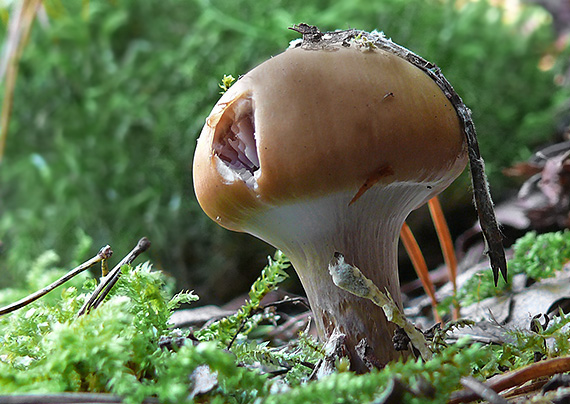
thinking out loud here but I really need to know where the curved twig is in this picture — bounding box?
[291,24,507,285]
[77,237,150,317]
[0,392,159,403]
[449,356,570,403]
[0,245,112,316]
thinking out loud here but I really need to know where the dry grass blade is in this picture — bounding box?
[0,0,43,162]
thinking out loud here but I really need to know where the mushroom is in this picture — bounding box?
[193,28,468,368]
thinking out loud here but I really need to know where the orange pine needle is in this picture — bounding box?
[349,165,394,205]
[427,196,460,319]
[400,222,442,323]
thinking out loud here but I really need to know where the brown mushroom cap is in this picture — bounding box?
[193,44,467,232]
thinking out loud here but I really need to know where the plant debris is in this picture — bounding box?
[505,141,570,229]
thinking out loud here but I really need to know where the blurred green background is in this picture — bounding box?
[0,0,568,303]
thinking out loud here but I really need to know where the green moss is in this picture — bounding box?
[449,230,570,308]
[219,74,236,94]
[1,0,567,295]
[3,245,570,402]
[510,230,570,280]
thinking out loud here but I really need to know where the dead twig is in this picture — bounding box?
[0,392,159,403]
[291,25,507,285]
[459,376,508,404]
[366,29,508,286]
[0,245,112,316]
[77,237,151,317]
[268,310,312,341]
[449,356,570,403]
[227,296,309,350]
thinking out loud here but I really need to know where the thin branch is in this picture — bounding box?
[0,245,112,316]
[0,392,159,403]
[449,356,570,403]
[291,25,507,285]
[366,30,508,286]
[77,237,151,317]
[460,376,508,404]
[227,296,309,350]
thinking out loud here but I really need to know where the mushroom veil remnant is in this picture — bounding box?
[193,26,493,369]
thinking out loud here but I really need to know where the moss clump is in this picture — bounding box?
[454,230,570,307]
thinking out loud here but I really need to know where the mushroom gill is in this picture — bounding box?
[213,96,260,190]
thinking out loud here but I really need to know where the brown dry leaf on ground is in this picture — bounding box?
[505,141,570,230]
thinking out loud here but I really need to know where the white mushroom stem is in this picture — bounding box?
[244,183,440,367]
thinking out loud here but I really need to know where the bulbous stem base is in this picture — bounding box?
[245,185,434,369]
[290,220,404,370]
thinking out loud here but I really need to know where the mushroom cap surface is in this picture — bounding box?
[193,45,467,231]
